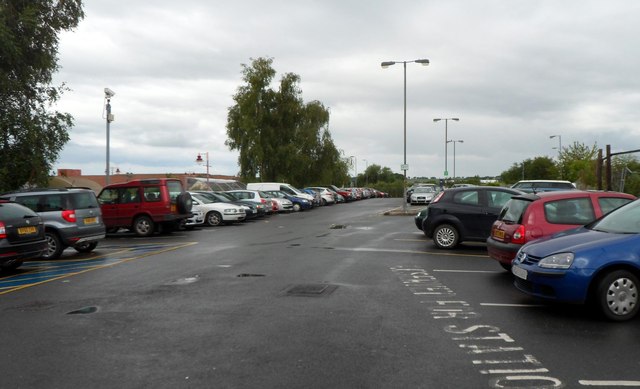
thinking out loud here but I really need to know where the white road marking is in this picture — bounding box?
[579,381,640,387]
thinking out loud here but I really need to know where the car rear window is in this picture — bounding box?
[544,198,594,225]
[0,203,38,218]
[166,181,183,202]
[70,192,99,209]
[598,197,633,215]
[14,194,67,212]
[497,198,531,224]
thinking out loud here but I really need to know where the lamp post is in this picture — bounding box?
[550,134,562,178]
[104,88,115,185]
[195,152,210,185]
[349,155,357,187]
[363,159,368,186]
[433,118,459,182]
[447,139,464,180]
[381,58,430,212]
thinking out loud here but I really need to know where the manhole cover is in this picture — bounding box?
[237,273,266,277]
[329,224,347,229]
[285,283,338,297]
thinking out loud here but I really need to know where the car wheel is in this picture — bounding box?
[177,192,193,214]
[74,241,98,253]
[0,259,23,271]
[292,203,301,212]
[42,231,65,260]
[432,224,459,249]
[133,215,155,237]
[499,262,512,272]
[596,270,640,321]
[206,211,222,226]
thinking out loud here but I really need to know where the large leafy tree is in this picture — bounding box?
[0,0,84,192]
[226,57,349,187]
[500,156,558,184]
[558,141,598,187]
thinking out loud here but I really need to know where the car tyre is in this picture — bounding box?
[595,270,640,321]
[1,259,23,271]
[42,231,64,260]
[133,215,155,237]
[292,203,301,212]
[206,211,222,226]
[432,224,459,249]
[74,241,98,253]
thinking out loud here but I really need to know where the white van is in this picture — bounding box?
[246,182,315,202]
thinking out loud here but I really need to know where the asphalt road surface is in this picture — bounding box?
[1,198,639,388]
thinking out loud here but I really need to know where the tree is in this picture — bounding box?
[226,57,348,187]
[500,156,558,184]
[0,0,84,192]
[558,141,598,188]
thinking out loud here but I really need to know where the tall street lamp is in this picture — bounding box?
[433,118,459,181]
[447,139,464,180]
[550,134,562,178]
[104,88,115,185]
[381,58,430,212]
[349,155,357,187]
[195,152,211,185]
[363,159,368,186]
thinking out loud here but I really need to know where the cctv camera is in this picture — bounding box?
[104,88,115,98]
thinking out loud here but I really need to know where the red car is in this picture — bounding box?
[487,190,635,270]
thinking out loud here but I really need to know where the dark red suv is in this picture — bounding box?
[97,178,192,236]
[487,190,635,270]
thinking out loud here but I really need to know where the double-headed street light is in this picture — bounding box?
[447,139,464,180]
[433,118,459,181]
[349,155,357,187]
[550,134,562,178]
[381,58,430,212]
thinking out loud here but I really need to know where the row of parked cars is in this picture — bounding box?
[413,181,640,321]
[0,179,385,271]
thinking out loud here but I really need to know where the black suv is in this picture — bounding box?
[416,186,523,249]
[1,188,106,259]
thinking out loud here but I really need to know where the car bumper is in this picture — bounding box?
[223,213,245,222]
[0,239,47,263]
[486,237,521,265]
[511,262,592,303]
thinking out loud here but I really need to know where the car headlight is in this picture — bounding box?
[224,208,237,213]
[538,253,574,269]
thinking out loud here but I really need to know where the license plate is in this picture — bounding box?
[84,217,98,225]
[512,265,528,280]
[493,229,505,239]
[18,226,37,235]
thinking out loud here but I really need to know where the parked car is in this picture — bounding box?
[189,192,245,226]
[182,208,205,229]
[0,201,47,270]
[262,192,294,212]
[410,186,437,205]
[327,185,354,202]
[305,187,335,206]
[262,190,312,212]
[1,188,106,259]
[406,184,438,203]
[226,190,275,214]
[195,191,259,220]
[511,198,640,321]
[302,188,322,206]
[420,186,523,249]
[246,182,315,204]
[510,180,576,193]
[487,190,635,270]
[97,178,192,237]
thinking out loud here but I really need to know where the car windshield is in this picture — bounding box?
[498,198,531,224]
[215,192,236,201]
[415,187,435,193]
[590,199,640,234]
[201,192,228,202]
[193,194,214,204]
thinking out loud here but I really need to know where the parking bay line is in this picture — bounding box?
[0,242,197,295]
[331,247,489,258]
[579,381,640,387]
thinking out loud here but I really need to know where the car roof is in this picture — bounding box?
[510,190,635,202]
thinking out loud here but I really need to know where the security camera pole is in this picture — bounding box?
[104,88,115,185]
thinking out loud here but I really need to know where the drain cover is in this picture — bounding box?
[237,273,266,277]
[67,306,98,315]
[285,283,338,297]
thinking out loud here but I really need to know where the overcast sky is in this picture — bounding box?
[52,1,640,181]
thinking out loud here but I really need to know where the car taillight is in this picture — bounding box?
[511,225,526,244]
[0,222,6,238]
[62,210,76,223]
[431,192,445,204]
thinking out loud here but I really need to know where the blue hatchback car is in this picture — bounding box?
[512,198,640,321]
